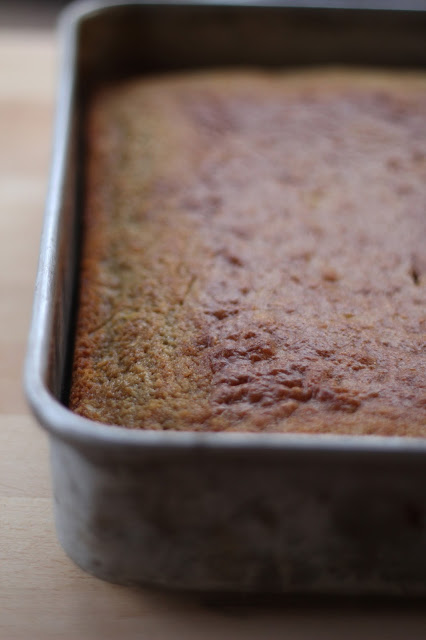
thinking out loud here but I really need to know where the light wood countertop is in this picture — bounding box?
[0,27,425,640]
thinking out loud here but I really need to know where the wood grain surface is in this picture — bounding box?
[0,27,425,640]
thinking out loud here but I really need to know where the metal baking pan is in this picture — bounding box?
[25,0,426,595]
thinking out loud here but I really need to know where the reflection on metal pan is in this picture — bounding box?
[25,1,426,594]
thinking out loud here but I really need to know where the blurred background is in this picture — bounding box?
[0,1,70,28]
[3,0,425,29]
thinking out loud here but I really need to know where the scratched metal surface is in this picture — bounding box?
[25,0,426,594]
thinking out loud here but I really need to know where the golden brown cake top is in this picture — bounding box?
[70,69,426,436]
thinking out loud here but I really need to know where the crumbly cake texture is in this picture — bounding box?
[70,69,426,436]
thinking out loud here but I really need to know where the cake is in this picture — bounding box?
[69,69,426,436]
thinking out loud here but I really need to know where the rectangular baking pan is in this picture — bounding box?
[25,0,426,595]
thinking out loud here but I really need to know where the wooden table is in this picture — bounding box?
[1,27,425,640]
